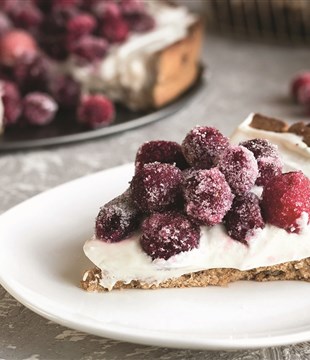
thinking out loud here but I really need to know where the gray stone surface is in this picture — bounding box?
[1,34,310,360]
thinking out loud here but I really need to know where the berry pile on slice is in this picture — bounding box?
[95,125,310,261]
[0,0,156,131]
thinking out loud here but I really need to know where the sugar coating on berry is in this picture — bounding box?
[135,140,188,172]
[261,171,310,233]
[130,162,182,213]
[183,168,234,226]
[239,138,279,160]
[140,212,200,260]
[95,190,140,243]
[23,92,58,125]
[182,126,230,169]
[256,156,283,187]
[224,192,265,243]
[0,80,22,125]
[218,145,258,195]
[77,94,115,128]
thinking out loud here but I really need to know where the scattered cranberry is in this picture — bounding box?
[0,30,38,66]
[182,126,230,169]
[50,74,81,109]
[218,145,258,195]
[70,35,108,62]
[120,0,145,15]
[183,168,234,226]
[261,171,310,233]
[23,92,58,125]
[10,4,43,30]
[77,94,115,128]
[0,12,12,36]
[0,80,22,125]
[101,16,129,43]
[256,157,283,187]
[95,190,140,243]
[67,13,97,39]
[125,13,155,32]
[291,72,310,101]
[140,212,200,260]
[224,192,265,244]
[130,162,183,213]
[135,140,188,172]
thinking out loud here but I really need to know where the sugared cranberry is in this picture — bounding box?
[95,2,121,19]
[135,140,188,172]
[95,190,140,243]
[0,30,38,66]
[182,168,234,226]
[218,145,258,195]
[224,192,265,243]
[140,212,200,260]
[125,13,155,33]
[120,0,145,15]
[291,72,310,101]
[101,17,129,43]
[67,13,97,39]
[10,4,43,30]
[23,92,58,125]
[256,157,283,187]
[182,126,230,169]
[77,94,115,128]
[0,80,22,125]
[70,35,108,62]
[239,138,282,187]
[50,74,81,109]
[0,12,12,36]
[130,162,183,213]
[13,54,52,93]
[261,171,310,233]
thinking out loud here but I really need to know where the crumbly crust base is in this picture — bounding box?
[81,257,310,292]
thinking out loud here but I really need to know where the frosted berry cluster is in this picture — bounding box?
[95,126,310,261]
[0,0,156,130]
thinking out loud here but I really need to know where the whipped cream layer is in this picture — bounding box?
[66,1,196,108]
[84,114,310,290]
[231,113,310,177]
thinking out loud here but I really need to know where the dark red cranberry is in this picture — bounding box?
[256,157,283,187]
[182,168,234,226]
[10,4,43,30]
[135,140,188,172]
[0,12,12,36]
[140,212,200,260]
[182,126,230,169]
[0,80,22,125]
[77,94,115,128]
[291,72,310,101]
[261,171,310,233]
[42,6,77,35]
[130,162,183,213]
[218,145,258,195]
[239,138,279,159]
[70,35,108,63]
[95,190,141,243]
[101,17,129,43]
[120,0,145,15]
[49,74,81,109]
[23,92,58,125]
[224,192,265,244]
[67,13,97,39]
[125,13,155,32]
[40,36,68,61]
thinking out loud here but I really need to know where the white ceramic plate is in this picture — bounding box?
[1,163,310,350]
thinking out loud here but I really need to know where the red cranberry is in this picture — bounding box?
[224,192,265,244]
[50,74,81,109]
[291,72,310,101]
[10,4,43,30]
[0,80,22,125]
[95,190,141,243]
[77,94,115,128]
[120,0,145,15]
[130,162,183,213]
[218,145,258,195]
[101,16,129,43]
[135,140,188,172]
[70,35,108,63]
[261,171,310,233]
[23,92,58,125]
[140,212,200,260]
[239,138,279,159]
[67,13,97,39]
[182,126,230,169]
[256,157,283,187]
[183,168,234,226]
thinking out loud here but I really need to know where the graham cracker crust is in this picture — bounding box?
[81,257,310,292]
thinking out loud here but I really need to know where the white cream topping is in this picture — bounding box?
[66,1,196,107]
[84,114,310,290]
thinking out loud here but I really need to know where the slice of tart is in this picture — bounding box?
[81,114,310,291]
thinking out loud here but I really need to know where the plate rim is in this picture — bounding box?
[1,164,310,350]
